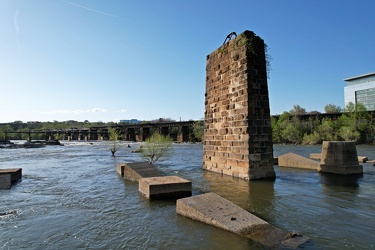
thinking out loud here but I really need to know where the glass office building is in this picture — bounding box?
[344,72,375,111]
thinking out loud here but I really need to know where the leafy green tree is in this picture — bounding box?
[0,127,5,141]
[338,102,369,142]
[108,127,122,156]
[271,112,291,143]
[302,131,321,145]
[191,119,204,142]
[324,103,342,113]
[338,126,360,141]
[316,118,338,141]
[141,132,173,164]
[289,105,306,116]
[281,116,304,144]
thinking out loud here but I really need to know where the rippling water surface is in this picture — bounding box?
[1,142,374,249]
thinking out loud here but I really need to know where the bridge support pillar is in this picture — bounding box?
[203,30,275,180]
[160,127,169,136]
[177,126,189,142]
[140,127,150,141]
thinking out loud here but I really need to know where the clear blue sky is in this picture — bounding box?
[1,0,374,123]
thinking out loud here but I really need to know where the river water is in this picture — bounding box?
[1,142,374,249]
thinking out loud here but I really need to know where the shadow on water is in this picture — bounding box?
[318,172,363,189]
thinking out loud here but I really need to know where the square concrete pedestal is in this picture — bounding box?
[318,141,363,175]
[0,174,11,189]
[139,176,192,199]
[0,168,22,189]
[117,162,163,181]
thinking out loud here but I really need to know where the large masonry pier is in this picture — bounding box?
[204,30,275,180]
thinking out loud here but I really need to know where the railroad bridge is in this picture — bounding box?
[4,121,194,142]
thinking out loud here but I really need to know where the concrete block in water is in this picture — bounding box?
[139,176,192,199]
[318,141,363,175]
[0,174,11,189]
[0,168,22,189]
[278,153,319,170]
[117,162,163,181]
[176,192,308,248]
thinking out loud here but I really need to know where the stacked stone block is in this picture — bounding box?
[203,30,275,180]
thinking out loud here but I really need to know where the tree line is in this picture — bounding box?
[271,103,374,144]
[191,103,375,145]
[1,103,374,144]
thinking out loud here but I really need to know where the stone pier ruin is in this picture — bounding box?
[203,30,275,180]
[318,141,363,175]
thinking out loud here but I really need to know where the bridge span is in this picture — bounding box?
[4,121,195,142]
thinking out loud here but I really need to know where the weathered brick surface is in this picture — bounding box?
[203,30,275,180]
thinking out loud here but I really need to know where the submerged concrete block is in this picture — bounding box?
[358,156,368,163]
[139,176,192,199]
[117,162,163,181]
[176,192,308,248]
[311,153,368,163]
[278,153,319,170]
[318,141,363,175]
[310,153,321,160]
[0,174,11,189]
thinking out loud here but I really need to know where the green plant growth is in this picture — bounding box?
[108,127,122,156]
[0,127,4,141]
[324,103,342,113]
[337,102,369,142]
[140,132,173,164]
[191,119,204,142]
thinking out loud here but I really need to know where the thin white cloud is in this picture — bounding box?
[62,0,131,22]
[13,9,19,34]
[38,108,108,115]
[13,9,22,53]
[92,108,108,113]
[118,109,127,113]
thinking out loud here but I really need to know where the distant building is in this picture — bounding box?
[344,72,375,111]
[119,119,141,124]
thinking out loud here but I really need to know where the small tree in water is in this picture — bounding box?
[108,127,122,156]
[141,132,173,164]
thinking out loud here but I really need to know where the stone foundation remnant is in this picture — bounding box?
[318,141,363,175]
[0,168,22,189]
[203,30,275,180]
[176,192,309,248]
[139,176,192,199]
[117,162,163,181]
[278,153,319,170]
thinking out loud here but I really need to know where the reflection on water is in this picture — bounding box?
[319,172,363,188]
[203,171,276,219]
[0,142,374,249]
